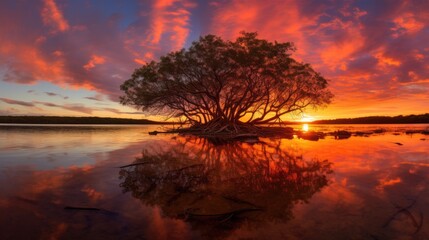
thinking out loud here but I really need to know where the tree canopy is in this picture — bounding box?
[120,32,333,133]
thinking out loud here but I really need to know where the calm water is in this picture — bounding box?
[0,124,429,239]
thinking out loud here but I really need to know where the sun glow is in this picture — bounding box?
[302,123,309,132]
[300,115,315,122]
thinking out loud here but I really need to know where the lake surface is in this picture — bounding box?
[1,124,429,239]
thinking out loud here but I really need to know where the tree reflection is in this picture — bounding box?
[119,137,333,238]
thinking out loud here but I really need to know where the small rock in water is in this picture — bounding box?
[421,138,426,141]
[373,129,385,134]
[394,142,403,146]
[405,130,420,134]
[335,130,351,139]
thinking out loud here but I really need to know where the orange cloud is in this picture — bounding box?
[134,58,146,65]
[41,0,70,32]
[209,0,323,60]
[83,55,106,70]
[81,186,104,203]
[1,45,67,85]
[392,12,424,37]
[321,37,365,71]
[374,51,401,68]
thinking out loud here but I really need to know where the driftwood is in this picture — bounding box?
[64,206,119,216]
[184,208,263,221]
[64,206,101,211]
[383,199,424,234]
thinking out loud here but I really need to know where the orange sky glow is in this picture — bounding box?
[0,0,428,120]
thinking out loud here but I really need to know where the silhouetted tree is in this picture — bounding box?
[120,32,333,133]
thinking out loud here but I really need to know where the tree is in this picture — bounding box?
[120,32,333,133]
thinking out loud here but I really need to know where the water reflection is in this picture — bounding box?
[302,123,309,132]
[1,124,429,239]
[119,136,333,238]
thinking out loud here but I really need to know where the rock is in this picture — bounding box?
[355,131,372,137]
[405,130,420,134]
[296,131,325,141]
[373,129,385,134]
[335,130,351,139]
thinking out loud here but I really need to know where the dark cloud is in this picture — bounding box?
[346,55,379,74]
[45,92,57,96]
[44,92,69,99]
[34,101,59,107]
[85,94,104,101]
[0,98,35,107]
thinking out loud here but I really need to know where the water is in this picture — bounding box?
[0,124,428,239]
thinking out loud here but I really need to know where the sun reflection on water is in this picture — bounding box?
[302,124,309,132]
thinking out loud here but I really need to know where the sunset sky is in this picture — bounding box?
[0,0,428,120]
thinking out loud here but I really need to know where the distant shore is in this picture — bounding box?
[311,113,429,124]
[0,116,173,125]
[0,113,428,124]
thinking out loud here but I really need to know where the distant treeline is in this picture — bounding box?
[313,113,429,124]
[2,114,429,125]
[0,116,169,124]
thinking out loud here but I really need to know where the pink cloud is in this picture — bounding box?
[41,0,70,32]
[131,0,195,62]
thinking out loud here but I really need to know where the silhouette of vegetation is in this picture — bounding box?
[0,116,165,124]
[313,113,429,124]
[120,32,333,135]
[119,136,332,238]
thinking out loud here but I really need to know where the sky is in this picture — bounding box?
[0,0,428,121]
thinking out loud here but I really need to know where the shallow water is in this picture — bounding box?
[0,124,428,239]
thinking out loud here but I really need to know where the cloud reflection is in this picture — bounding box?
[119,136,332,238]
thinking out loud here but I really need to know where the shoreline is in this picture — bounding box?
[1,113,429,125]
